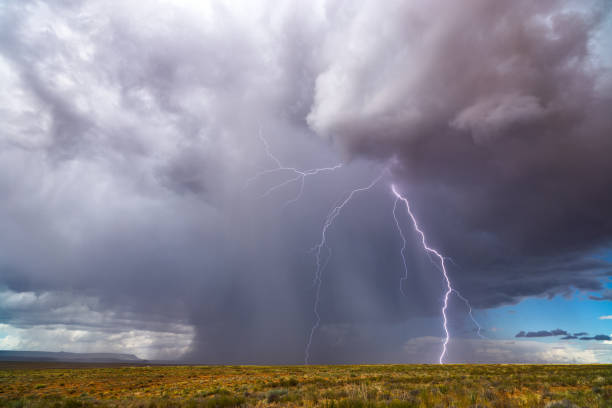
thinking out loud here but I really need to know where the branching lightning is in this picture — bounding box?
[305,169,387,364]
[247,133,484,365]
[392,186,486,360]
[391,184,453,364]
[246,130,343,207]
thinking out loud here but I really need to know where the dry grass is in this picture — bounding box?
[0,363,610,407]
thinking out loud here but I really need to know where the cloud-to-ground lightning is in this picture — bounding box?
[248,132,483,364]
[391,184,453,364]
[247,130,389,365]
[246,130,342,207]
[305,169,387,364]
[418,251,486,343]
[418,252,486,342]
[427,257,486,341]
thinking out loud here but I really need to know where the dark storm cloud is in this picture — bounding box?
[515,329,568,338]
[0,0,411,363]
[308,0,612,308]
[579,335,611,341]
[0,0,611,363]
[561,335,578,340]
[589,289,612,300]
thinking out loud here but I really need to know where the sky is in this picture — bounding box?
[0,0,611,364]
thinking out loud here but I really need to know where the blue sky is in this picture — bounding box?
[479,250,612,343]
[486,285,612,340]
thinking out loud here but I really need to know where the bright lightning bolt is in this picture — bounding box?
[391,184,453,364]
[247,132,482,364]
[426,260,487,341]
[305,170,387,364]
[246,130,343,206]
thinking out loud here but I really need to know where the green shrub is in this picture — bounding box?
[545,400,580,408]
[265,389,288,403]
[201,395,244,408]
[278,377,299,387]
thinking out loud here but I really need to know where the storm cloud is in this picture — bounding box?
[579,335,611,341]
[589,289,612,300]
[308,0,612,304]
[0,0,611,363]
[516,329,568,338]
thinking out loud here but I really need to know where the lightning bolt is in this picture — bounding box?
[391,184,453,364]
[246,130,343,207]
[426,259,486,341]
[247,132,482,364]
[305,169,387,364]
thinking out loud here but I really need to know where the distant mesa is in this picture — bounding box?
[0,350,144,363]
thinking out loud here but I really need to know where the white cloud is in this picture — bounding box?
[0,323,194,360]
[0,289,194,360]
[401,336,612,364]
[599,315,612,320]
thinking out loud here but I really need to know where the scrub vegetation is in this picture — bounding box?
[0,363,610,408]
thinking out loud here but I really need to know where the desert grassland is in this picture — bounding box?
[0,364,610,408]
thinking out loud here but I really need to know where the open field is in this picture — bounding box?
[0,363,610,408]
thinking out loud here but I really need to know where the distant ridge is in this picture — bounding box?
[0,350,144,363]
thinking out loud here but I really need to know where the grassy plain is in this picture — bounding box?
[0,363,610,408]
